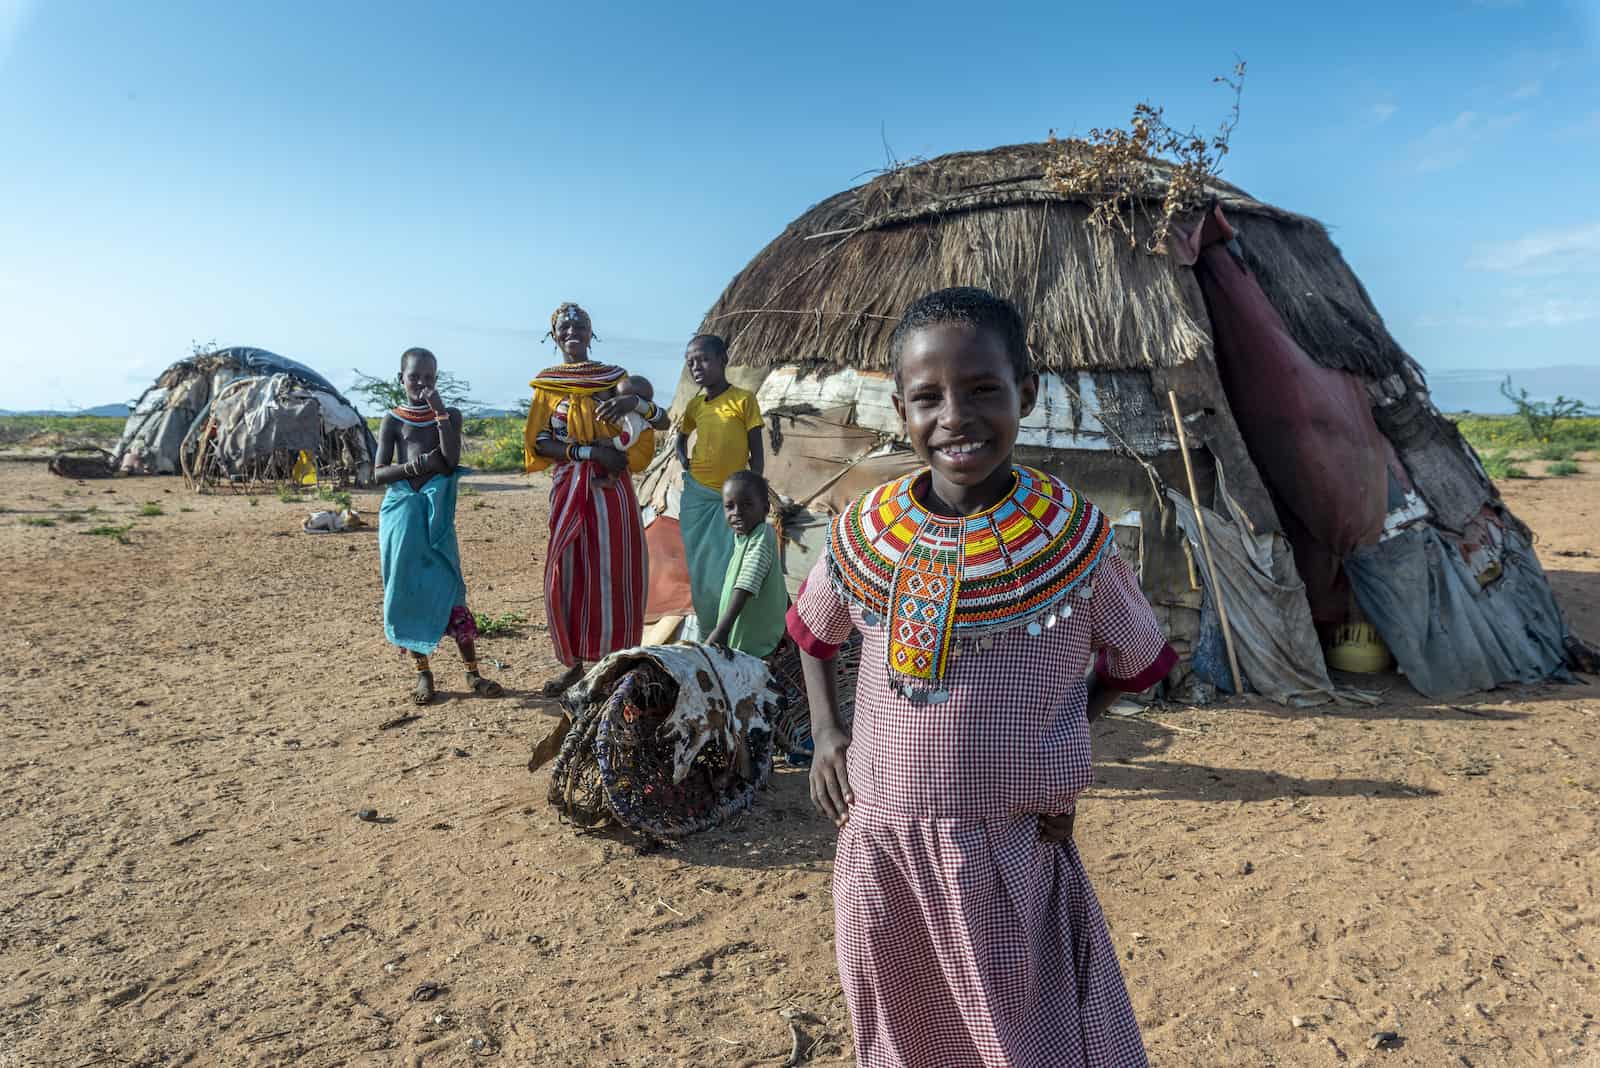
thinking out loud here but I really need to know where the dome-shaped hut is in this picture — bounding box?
[639,142,1593,701]
[114,347,376,488]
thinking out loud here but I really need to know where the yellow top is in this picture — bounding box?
[522,370,654,475]
[681,386,762,489]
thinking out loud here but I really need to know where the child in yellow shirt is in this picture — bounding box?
[675,334,764,636]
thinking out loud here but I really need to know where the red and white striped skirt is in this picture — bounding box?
[543,462,647,666]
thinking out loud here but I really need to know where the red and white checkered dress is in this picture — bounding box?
[788,516,1175,1068]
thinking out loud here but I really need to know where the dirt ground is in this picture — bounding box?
[2,457,1596,1068]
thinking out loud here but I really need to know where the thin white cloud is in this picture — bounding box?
[1466,221,1600,275]
[1411,110,1524,171]
[1502,297,1600,327]
[0,0,36,72]
[1558,112,1600,139]
[1419,290,1600,330]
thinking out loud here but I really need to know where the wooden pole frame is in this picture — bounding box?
[1167,391,1245,695]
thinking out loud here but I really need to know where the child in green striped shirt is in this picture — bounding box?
[705,470,787,656]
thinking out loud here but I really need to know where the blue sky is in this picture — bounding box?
[1,0,1596,412]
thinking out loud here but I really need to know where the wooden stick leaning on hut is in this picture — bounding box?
[1167,391,1244,695]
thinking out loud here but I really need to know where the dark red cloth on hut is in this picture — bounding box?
[1176,204,1391,557]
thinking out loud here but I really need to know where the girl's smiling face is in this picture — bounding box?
[891,323,1037,513]
[554,314,592,361]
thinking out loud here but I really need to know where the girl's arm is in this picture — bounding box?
[1085,673,1123,723]
[533,436,570,461]
[705,589,752,648]
[746,427,765,477]
[674,430,691,470]
[596,393,670,431]
[437,408,462,471]
[802,650,852,826]
[1040,674,1123,845]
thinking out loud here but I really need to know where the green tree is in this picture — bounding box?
[1499,377,1592,440]
[351,368,479,412]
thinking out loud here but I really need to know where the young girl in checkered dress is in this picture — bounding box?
[787,288,1176,1068]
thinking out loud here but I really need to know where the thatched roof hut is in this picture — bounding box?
[640,141,1591,702]
[697,142,1406,381]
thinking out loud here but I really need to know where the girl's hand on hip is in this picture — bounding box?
[809,726,853,827]
[590,444,628,475]
[594,394,637,424]
[1038,810,1076,843]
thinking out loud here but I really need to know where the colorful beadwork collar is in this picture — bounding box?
[530,361,626,395]
[827,465,1111,702]
[391,403,444,426]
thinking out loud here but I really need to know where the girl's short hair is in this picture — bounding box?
[888,287,1031,384]
[723,468,768,499]
[400,346,437,369]
[687,334,729,361]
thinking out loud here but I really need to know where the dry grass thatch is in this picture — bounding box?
[700,142,1410,380]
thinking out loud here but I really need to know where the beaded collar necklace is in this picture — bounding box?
[391,403,445,426]
[827,465,1110,703]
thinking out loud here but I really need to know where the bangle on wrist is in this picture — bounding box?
[565,444,577,463]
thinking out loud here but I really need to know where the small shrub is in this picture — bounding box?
[84,523,134,543]
[462,414,528,473]
[1547,460,1580,477]
[21,516,55,528]
[180,506,196,513]
[139,502,164,517]
[460,485,481,496]
[474,610,527,638]
[1535,443,1574,462]
[1480,449,1513,479]
[472,498,487,510]
[316,486,354,510]
[249,498,259,507]
[1504,464,1531,479]
[276,486,302,504]
[1500,378,1593,441]
[61,512,85,523]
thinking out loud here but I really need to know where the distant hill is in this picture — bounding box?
[0,403,130,418]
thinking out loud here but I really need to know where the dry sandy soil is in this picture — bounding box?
[2,457,1597,1068]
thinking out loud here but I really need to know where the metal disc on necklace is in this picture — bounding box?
[926,689,950,705]
[1044,613,1058,629]
[1027,621,1043,637]
[1060,603,1072,619]
[862,611,880,627]
[978,636,994,651]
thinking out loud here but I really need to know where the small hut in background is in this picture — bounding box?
[639,142,1594,702]
[115,348,376,489]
